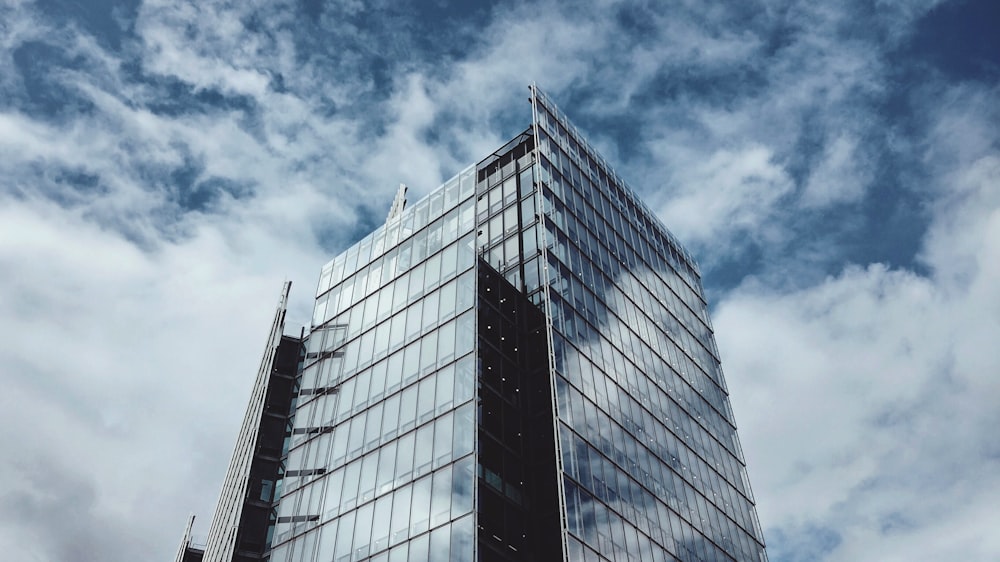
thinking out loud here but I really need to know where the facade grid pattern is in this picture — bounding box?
[268,166,481,562]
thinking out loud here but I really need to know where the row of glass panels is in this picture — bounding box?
[271,486,475,562]
[531,87,702,294]
[316,167,477,300]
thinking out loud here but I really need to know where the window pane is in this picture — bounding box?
[429,523,450,561]
[437,319,456,364]
[313,293,328,328]
[316,518,338,562]
[353,501,375,560]
[371,493,393,554]
[444,205,460,244]
[457,234,475,271]
[359,452,378,503]
[456,270,474,312]
[453,402,474,458]
[433,413,454,469]
[364,404,383,451]
[488,186,502,211]
[347,412,365,457]
[334,509,355,560]
[460,169,475,199]
[374,321,390,361]
[330,424,349,467]
[425,252,442,289]
[454,355,474,404]
[504,205,518,236]
[408,530,430,562]
[417,376,436,425]
[456,310,474,356]
[381,393,400,441]
[377,285,392,321]
[430,464,453,527]
[398,384,419,433]
[388,314,405,353]
[376,440,397,495]
[502,176,518,204]
[385,352,404,396]
[322,468,345,520]
[388,542,408,562]
[435,365,454,415]
[489,215,503,244]
[504,237,519,268]
[451,456,474,519]
[439,278,457,320]
[370,360,388,402]
[449,513,474,562]
[406,300,423,340]
[410,474,433,536]
[395,432,416,484]
[408,262,425,300]
[419,331,438,374]
[413,423,434,478]
[422,290,439,330]
[353,372,371,413]
[389,485,412,546]
[440,243,458,282]
[341,458,362,511]
[519,166,533,195]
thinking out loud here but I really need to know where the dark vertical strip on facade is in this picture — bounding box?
[232,335,303,561]
[477,259,561,562]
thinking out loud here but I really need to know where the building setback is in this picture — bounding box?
[178,86,767,562]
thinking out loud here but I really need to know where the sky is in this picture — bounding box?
[0,0,998,560]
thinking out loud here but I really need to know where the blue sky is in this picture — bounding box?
[1,0,998,560]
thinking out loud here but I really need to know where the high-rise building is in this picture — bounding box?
[178,86,767,562]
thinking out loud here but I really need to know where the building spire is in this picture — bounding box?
[172,514,196,562]
[386,183,408,222]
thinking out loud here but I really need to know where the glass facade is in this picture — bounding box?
[187,86,766,562]
[529,88,766,562]
[269,166,479,562]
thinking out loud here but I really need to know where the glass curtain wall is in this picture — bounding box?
[268,167,480,562]
[529,87,768,562]
[257,86,766,562]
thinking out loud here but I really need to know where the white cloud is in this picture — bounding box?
[0,197,291,559]
[801,133,872,207]
[656,143,795,250]
[717,80,1000,560]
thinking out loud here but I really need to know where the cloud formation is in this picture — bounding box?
[0,0,997,560]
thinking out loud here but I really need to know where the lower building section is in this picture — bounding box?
[180,546,205,562]
[236,334,302,560]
